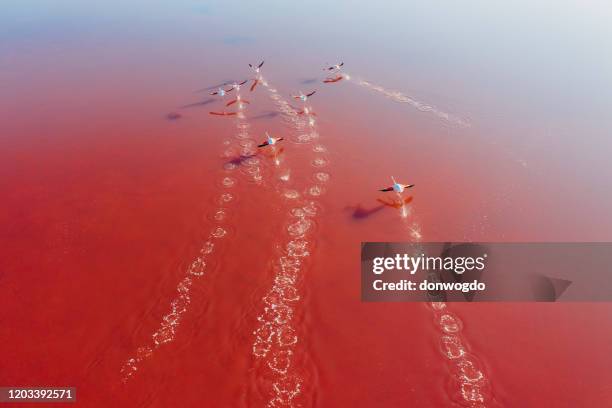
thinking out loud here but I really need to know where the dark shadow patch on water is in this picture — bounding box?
[225,154,258,167]
[299,78,319,85]
[251,111,280,121]
[194,80,236,93]
[180,98,215,109]
[166,112,182,120]
[347,203,385,219]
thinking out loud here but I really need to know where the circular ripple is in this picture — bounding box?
[284,189,300,199]
[286,218,313,238]
[453,354,487,384]
[224,162,238,171]
[440,335,466,359]
[313,172,330,183]
[220,176,236,188]
[199,240,215,256]
[459,382,489,405]
[210,226,228,238]
[243,157,260,167]
[312,157,329,168]
[290,207,306,217]
[438,313,463,334]
[277,326,298,346]
[208,208,229,223]
[313,144,327,153]
[268,349,293,374]
[307,185,324,196]
[188,257,207,277]
[217,193,235,205]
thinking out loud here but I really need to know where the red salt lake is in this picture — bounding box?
[1,1,611,406]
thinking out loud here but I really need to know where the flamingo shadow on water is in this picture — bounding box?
[179,98,215,109]
[346,196,413,220]
[299,78,319,85]
[224,154,258,167]
[224,145,283,169]
[165,112,182,121]
[194,80,237,93]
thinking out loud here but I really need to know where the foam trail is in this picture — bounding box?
[394,206,495,406]
[251,209,316,407]
[344,73,470,128]
[259,76,309,138]
[231,86,263,183]
[249,76,328,407]
[119,229,227,383]
[120,80,253,383]
[428,301,495,407]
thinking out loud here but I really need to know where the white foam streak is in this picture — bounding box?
[120,237,219,382]
[249,78,330,407]
[120,83,255,383]
[347,73,470,128]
